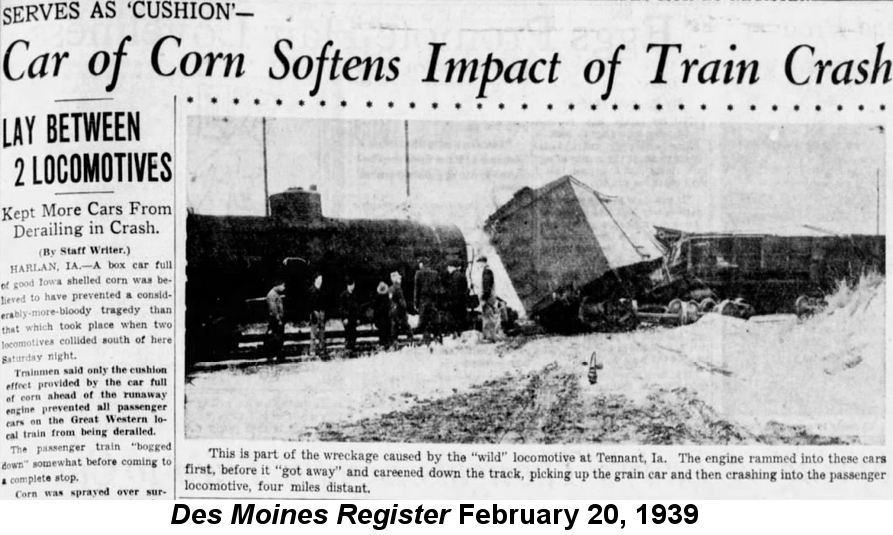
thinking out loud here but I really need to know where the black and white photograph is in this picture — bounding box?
[5,0,893,515]
[184,118,886,445]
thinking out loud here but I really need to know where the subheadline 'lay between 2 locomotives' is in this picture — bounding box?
[186,186,466,364]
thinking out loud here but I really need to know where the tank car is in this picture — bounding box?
[186,187,466,364]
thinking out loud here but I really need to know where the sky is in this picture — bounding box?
[187,118,886,237]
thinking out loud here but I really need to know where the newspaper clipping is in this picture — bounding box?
[0,0,890,504]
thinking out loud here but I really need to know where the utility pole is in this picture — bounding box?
[263,117,270,217]
[404,119,411,199]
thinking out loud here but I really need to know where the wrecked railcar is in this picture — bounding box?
[483,176,665,331]
[649,229,886,315]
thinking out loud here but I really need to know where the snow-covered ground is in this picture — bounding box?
[186,278,885,444]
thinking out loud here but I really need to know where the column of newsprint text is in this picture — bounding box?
[1,102,176,499]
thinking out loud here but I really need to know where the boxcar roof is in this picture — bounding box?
[486,175,665,265]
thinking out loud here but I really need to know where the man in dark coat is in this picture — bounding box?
[389,271,411,341]
[374,281,392,348]
[446,262,468,337]
[339,278,360,354]
[481,259,495,303]
[414,258,442,346]
[264,281,286,361]
[308,273,326,357]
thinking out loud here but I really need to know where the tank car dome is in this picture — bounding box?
[269,187,324,223]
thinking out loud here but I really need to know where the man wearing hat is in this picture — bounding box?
[374,281,392,348]
[339,277,360,354]
[265,280,287,361]
[308,273,327,358]
[446,261,469,337]
[389,271,411,342]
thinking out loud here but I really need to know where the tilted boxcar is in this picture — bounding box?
[484,176,666,331]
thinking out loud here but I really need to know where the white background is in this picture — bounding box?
[1,500,891,531]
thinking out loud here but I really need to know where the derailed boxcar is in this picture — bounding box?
[186,187,466,364]
[484,176,665,331]
[649,229,886,315]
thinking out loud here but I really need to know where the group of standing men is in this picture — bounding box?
[373,258,471,350]
[265,273,328,361]
[264,256,498,360]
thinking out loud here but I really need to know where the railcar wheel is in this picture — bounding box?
[794,295,822,318]
[667,298,684,315]
[679,301,700,325]
[730,298,755,319]
[699,297,717,313]
[737,302,756,320]
[794,295,810,318]
[717,299,736,317]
